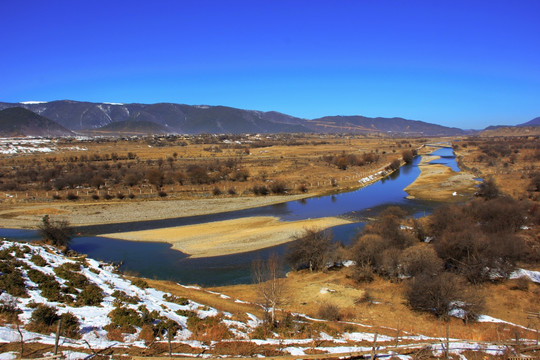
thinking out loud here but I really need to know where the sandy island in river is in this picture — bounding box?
[405,153,480,202]
[100,216,351,258]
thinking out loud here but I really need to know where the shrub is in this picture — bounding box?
[158,190,167,197]
[138,324,155,344]
[286,229,335,272]
[0,295,22,323]
[103,193,113,200]
[252,185,269,196]
[116,192,125,200]
[389,159,401,171]
[30,253,48,267]
[112,290,140,305]
[128,193,135,199]
[402,150,415,164]
[108,305,142,332]
[38,215,73,249]
[60,312,81,339]
[163,294,189,306]
[0,266,27,297]
[28,304,60,334]
[379,247,402,279]
[212,186,222,196]
[27,268,64,302]
[187,314,232,341]
[352,234,386,268]
[355,290,374,305]
[54,264,89,289]
[227,187,237,195]
[78,284,104,306]
[132,278,148,289]
[270,181,287,194]
[91,194,100,200]
[318,303,341,321]
[406,272,484,321]
[400,243,443,277]
[66,192,79,201]
[476,178,500,199]
[350,263,375,283]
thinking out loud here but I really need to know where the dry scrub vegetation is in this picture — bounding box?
[214,134,540,345]
[0,134,425,204]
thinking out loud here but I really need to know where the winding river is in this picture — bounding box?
[0,146,459,286]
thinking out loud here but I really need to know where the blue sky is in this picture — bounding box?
[1,1,539,129]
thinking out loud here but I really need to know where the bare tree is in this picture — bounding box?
[38,215,73,250]
[285,229,334,271]
[252,253,285,326]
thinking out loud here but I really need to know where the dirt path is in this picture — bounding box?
[102,216,351,257]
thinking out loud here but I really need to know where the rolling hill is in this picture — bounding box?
[0,107,74,137]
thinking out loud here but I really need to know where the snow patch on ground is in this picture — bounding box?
[0,138,87,154]
[511,268,540,283]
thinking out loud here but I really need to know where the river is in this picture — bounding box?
[0,146,458,286]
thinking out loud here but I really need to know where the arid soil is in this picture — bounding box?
[102,216,351,257]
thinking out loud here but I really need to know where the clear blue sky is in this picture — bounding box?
[1,1,539,129]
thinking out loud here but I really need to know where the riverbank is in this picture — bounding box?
[100,215,351,257]
[404,152,480,201]
[0,194,312,229]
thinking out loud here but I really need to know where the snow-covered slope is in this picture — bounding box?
[1,240,538,359]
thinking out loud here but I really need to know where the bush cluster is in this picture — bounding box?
[106,304,180,341]
[27,304,81,338]
[0,260,28,297]
[323,152,379,170]
[347,195,536,320]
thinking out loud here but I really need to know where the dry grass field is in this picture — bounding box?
[0,134,430,228]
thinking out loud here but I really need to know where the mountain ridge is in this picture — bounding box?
[0,100,468,136]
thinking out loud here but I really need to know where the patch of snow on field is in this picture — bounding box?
[0,352,17,360]
[511,268,540,283]
[0,138,87,154]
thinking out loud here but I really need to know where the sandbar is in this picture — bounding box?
[405,153,479,201]
[100,216,351,258]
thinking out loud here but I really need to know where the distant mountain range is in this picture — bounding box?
[0,100,536,137]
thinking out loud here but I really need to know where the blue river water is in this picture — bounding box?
[0,148,459,286]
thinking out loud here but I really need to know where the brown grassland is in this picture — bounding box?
[0,134,429,228]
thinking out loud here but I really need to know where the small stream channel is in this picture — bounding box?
[0,146,461,286]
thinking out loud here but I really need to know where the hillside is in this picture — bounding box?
[1,239,539,359]
[89,120,170,135]
[0,107,73,137]
[480,126,540,137]
[0,100,466,136]
[307,115,467,136]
